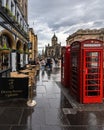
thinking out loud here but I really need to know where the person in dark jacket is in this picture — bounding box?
[46,57,52,70]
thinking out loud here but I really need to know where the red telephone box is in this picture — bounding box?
[70,39,103,103]
[61,46,70,87]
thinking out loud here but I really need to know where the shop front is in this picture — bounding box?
[0,26,29,77]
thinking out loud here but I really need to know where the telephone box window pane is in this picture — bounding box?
[86,74,99,79]
[86,57,99,62]
[86,63,99,67]
[86,80,100,85]
[87,86,99,90]
[88,68,99,73]
[86,91,100,96]
[86,52,99,57]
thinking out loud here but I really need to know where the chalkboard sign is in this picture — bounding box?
[0,78,28,99]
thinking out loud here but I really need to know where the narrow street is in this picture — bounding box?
[0,67,104,130]
[0,1,104,130]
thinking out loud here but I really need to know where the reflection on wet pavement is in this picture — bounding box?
[0,68,104,129]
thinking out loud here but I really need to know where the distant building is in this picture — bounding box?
[45,33,62,59]
[29,28,38,62]
[66,28,104,45]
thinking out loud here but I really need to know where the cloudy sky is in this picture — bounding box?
[28,0,104,52]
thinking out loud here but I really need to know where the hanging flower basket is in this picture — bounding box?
[24,48,29,54]
[0,48,11,54]
[18,50,24,54]
[25,50,30,54]
[0,43,11,54]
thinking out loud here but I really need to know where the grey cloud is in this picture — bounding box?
[92,20,104,28]
[28,0,104,48]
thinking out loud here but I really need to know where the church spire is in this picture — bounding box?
[53,32,55,37]
[51,33,58,46]
[53,32,56,38]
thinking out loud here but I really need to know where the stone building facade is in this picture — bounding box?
[66,28,104,45]
[28,28,38,62]
[17,0,28,21]
[45,33,62,59]
[0,0,29,73]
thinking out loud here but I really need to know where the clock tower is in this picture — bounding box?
[45,33,62,59]
[51,33,58,46]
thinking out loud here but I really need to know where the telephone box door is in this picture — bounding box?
[83,50,103,103]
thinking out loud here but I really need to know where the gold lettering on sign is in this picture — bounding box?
[8,79,15,90]
[1,90,23,97]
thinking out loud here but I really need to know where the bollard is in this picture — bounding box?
[27,84,36,107]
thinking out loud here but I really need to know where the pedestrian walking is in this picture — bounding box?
[40,58,46,71]
[46,57,52,70]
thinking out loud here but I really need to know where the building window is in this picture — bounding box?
[0,0,2,5]
[11,2,14,13]
[99,36,103,41]
[0,35,10,70]
[20,18,22,26]
[17,12,19,22]
[6,0,9,7]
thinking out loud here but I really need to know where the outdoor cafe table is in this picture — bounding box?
[19,69,31,74]
[30,65,36,67]
[10,73,29,78]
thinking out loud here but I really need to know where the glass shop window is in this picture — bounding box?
[1,35,10,48]
[1,54,9,69]
[0,35,10,70]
